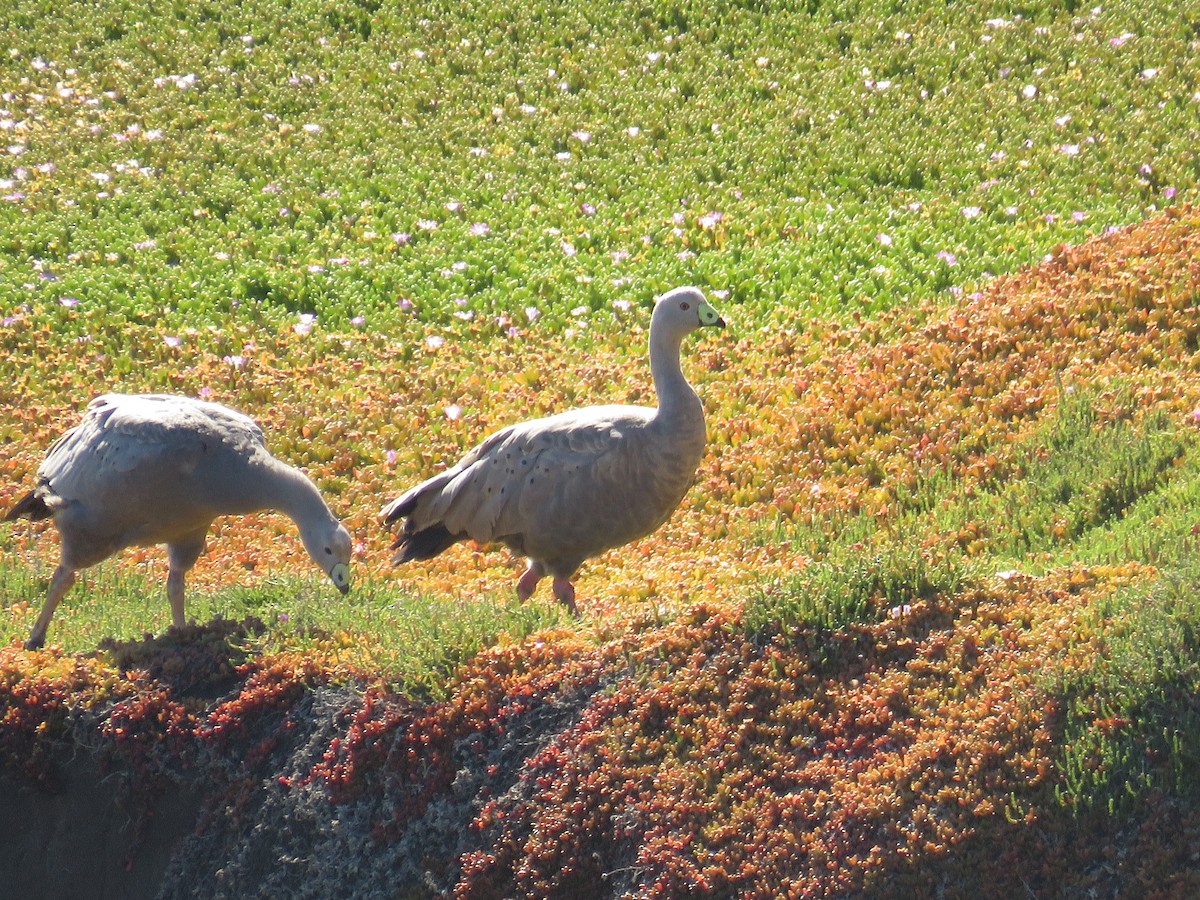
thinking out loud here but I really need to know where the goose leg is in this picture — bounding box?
[516,560,544,602]
[166,532,208,630]
[166,568,187,628]
[551,577,579,617]
[26,564,76,650]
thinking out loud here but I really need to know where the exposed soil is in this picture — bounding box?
[0,759,202,900]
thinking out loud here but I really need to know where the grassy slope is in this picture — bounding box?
[2,210,1200,897]
[3,0,1200,895]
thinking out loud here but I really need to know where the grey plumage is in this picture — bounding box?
[382,286,725,613]
[5,393,352,649]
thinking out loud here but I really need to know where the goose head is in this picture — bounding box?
[651,286,726,342]
[300,518,353,594]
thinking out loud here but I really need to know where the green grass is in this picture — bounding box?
[1048,560,1200,816]
[0,546,568,698]
[922,390,1193,568]
[747,388,1199,631]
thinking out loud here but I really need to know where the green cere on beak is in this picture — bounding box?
[330,562,351,594]
[698,302,725,328]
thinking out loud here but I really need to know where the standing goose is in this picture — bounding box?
[5,393,352,649]
[381,285,724,613]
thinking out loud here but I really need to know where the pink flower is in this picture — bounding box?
[444,404,462,420]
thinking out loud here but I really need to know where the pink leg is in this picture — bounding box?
[26,564,76,650]
[551,577,579,617]
[516,560,544,603]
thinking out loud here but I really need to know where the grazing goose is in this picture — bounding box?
[5,393,352,649]
[381,285,725,613]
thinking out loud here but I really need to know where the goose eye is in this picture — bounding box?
[325,547,333,555]
[679,301,691,310]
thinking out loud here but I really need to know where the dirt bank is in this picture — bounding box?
[0,758,202,900]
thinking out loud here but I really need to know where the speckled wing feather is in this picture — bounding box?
[387,401,705,576]
[431,405,648,541]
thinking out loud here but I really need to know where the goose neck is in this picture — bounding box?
[650,325,701,423]
[262,461,334,530]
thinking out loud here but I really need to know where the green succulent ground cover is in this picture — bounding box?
[1,0,1197,333]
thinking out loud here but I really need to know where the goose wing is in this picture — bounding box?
[384,404,657,555]
[36,394,266,513]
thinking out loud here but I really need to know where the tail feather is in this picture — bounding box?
[391,524,462,563]
[4,490,52,522]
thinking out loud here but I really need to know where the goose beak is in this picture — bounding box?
[330,562,351,594]
[698,302,725,328]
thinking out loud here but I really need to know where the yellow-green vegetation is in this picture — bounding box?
[3,1,1200,896]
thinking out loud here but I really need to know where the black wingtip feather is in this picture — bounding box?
[381,494,417,525]
[392,524,462,563]
[4,490,51,523]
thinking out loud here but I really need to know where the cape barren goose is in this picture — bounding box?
[381,285,725,614]
[5,393,352,649]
